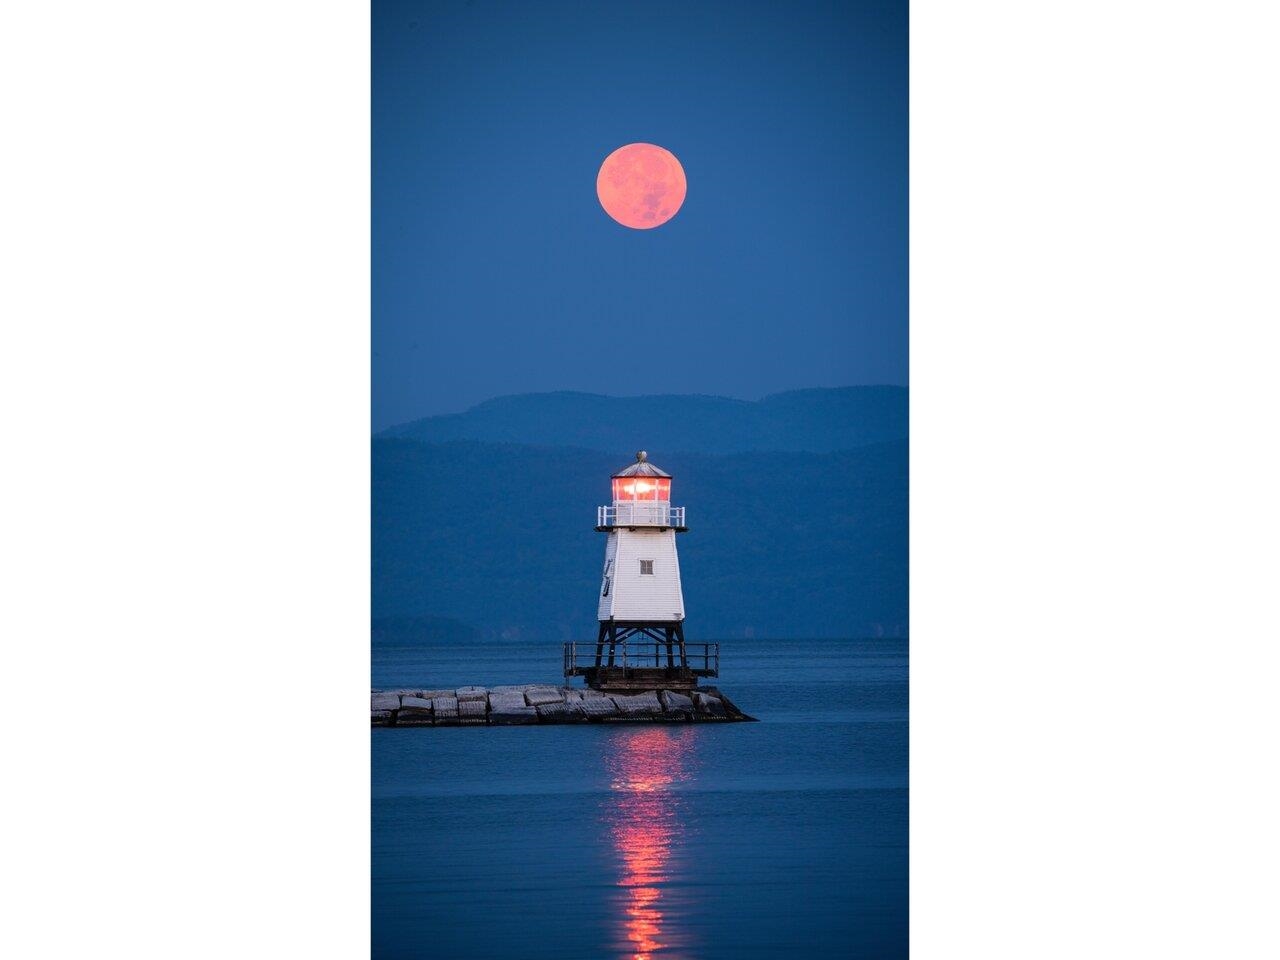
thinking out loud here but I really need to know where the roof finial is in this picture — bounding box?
[636,450,647,463]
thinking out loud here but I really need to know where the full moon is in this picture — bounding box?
[596,143,687,230]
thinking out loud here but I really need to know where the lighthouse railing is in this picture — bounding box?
[563,640,719,677]
[597,504,686,528]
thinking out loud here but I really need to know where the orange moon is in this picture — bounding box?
[596,143,687,230]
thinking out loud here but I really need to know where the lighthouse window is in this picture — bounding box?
[639,560,654,575]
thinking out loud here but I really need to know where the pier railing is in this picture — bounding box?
[563,640,718,677]
[596,504,687,528]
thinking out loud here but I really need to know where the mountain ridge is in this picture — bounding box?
[377,385,907,455]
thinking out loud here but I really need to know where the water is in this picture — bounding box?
[372,637,908,959]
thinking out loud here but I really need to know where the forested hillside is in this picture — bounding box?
[373,396,907,641]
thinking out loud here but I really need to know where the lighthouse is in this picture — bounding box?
[564,451,719,691]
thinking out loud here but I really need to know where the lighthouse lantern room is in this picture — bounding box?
[564,451,719,691]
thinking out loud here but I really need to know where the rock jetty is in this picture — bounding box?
[371,684,754,726]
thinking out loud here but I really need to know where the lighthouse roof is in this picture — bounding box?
[612,450,670,478]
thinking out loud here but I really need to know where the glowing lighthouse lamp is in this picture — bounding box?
[563,451,719,691]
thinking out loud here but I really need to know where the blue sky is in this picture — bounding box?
[373,0,906,428]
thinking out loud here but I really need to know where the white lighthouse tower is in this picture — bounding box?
[596,451,685,625]
[565,451,718,691]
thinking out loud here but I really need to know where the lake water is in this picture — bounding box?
[372,637,908,959]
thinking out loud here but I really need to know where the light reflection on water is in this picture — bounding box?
[601,726,699,960]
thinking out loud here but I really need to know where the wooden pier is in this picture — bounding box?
[371,683,754,726]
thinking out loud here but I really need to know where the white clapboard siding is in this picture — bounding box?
[596,533,619,620]
[597,528,685,622]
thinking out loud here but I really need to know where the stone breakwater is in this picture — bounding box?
[371,684,755,726]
